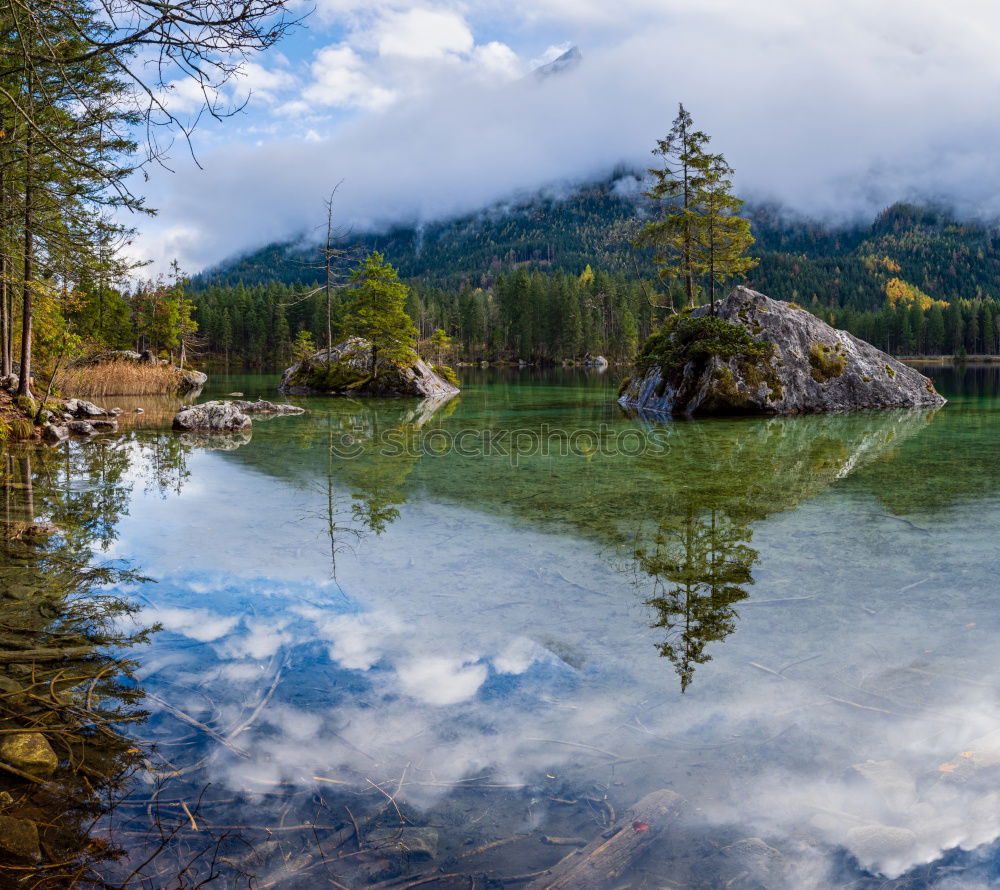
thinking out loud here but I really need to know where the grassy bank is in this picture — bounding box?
[60,360,184,398]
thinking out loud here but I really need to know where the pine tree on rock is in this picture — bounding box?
[635,103,710,310]
[343,252,418,376]
[635,104,756,316]
[697,154,757,315]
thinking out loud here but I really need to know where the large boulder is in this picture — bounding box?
[619,287,947,416]
[171,399,304,433]
[172,401,252,432]
[279,338,460,398]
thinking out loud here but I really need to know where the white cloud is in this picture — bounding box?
[160,77,215,114]
[472,41,524,80]
[376,8,474,59]
[292,44,397,112]
[143,606,240,642]
[396,655,488,704]
[133,0,1000,273]
[234,61,296,104]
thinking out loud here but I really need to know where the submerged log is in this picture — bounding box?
[526,789,684,890]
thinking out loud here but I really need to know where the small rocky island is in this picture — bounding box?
[172,399,305,432]
[619,287,946,416]
[279,337,460,399]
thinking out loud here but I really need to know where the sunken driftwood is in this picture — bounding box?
[526,789,685,890]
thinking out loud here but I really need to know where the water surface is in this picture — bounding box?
[5,365,1000,888]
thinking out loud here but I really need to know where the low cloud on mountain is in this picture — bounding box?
[132,0,1000,273]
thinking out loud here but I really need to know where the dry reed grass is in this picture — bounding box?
[61,360,182,397]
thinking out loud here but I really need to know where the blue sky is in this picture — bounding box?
[130,0,1000,274]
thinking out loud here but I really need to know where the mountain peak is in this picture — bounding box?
[533,46,582,79]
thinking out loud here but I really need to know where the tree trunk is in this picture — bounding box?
[325,256,332,353]
[0,152,8,378]
[709,232,716,315]
[17,136,33,398]
[681,121,694,308]
[324,201,333,353]
[526,790,684,890]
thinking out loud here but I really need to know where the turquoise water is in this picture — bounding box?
[5,365,1000,888]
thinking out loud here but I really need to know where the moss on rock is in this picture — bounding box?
[637,312,774,380]
[290,358,372,391]
[432,363,459,386]
[808,342,847,382]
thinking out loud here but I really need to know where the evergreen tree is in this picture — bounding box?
[343,252,418,375]
[980,303,994,354]
[635,103,710,310]
[926,303,945,354]
[946,301,963,356]
[697,153,758,313]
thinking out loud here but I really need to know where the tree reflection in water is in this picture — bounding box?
[636,506,757,692]
[0,444,152,886]
[0,423,458,888]
[0,437,255,888]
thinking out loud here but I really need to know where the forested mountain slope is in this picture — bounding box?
[195,176,1000,311]
[190,175,1000,364]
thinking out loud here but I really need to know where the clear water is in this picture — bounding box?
[6,365,1000,888]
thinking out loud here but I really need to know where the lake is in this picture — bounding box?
[4,364,1000,889]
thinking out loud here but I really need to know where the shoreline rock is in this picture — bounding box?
[619,287,947,416]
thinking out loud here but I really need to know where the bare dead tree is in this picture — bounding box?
[288,181,361,356]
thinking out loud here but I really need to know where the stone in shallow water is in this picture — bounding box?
[848,760,917,811]
[64,398,106,417]
[0,731,58,776]
[230,399,304,415]
[365,826,438,860]
[0,814,40,860]
[67,420,95,435]
[172,401,252,432]
[845,823,917,869]
[41,423,67,443]
[719,837,788,888]
[180,369,208,391]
